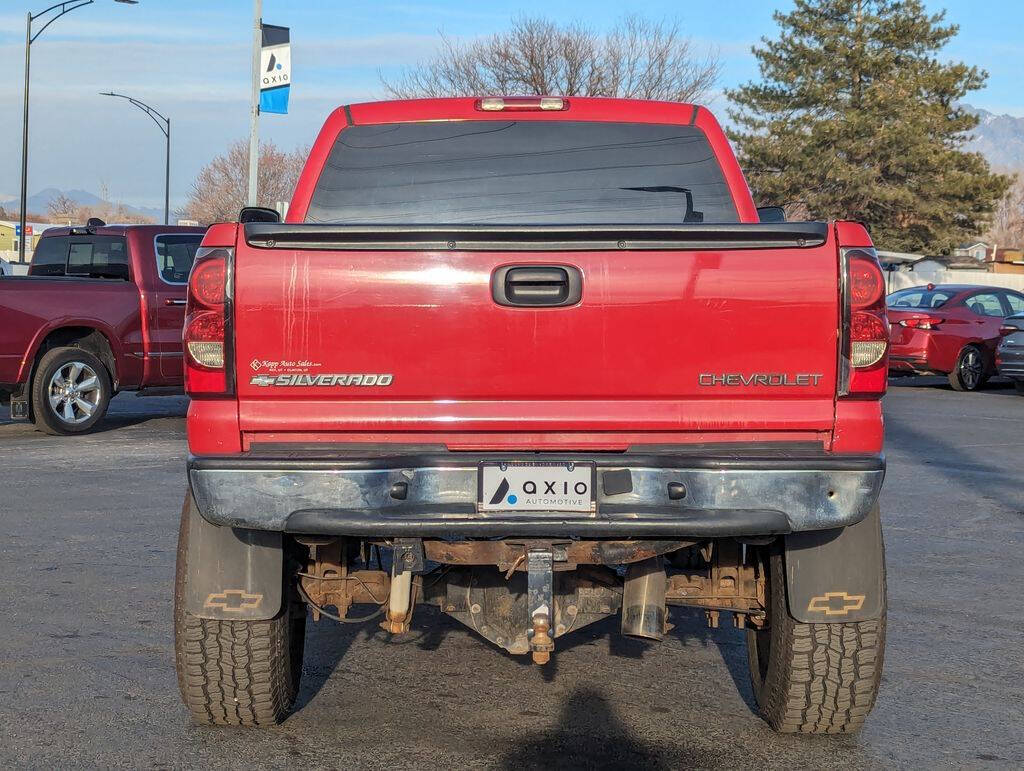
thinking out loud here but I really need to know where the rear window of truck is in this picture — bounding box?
[155,234,203,284]
[306,121,739,225]
[29,235,129,280]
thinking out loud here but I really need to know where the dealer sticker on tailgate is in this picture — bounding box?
[478,462,595,512]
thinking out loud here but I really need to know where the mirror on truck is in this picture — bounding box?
[756,206,787,223]
[239,206,281,224]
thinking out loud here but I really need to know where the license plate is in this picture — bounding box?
[478,462,595,512]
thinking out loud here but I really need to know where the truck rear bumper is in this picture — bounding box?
[188,451,885,538]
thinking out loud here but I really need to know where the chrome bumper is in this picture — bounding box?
[188,452,885,538]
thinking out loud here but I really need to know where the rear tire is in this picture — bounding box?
[174,494,306,726]
[31,347,111,434]
[746,542,886,734]
[948,345,985,391]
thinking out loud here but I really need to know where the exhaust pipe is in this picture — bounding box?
[621,556,667,640]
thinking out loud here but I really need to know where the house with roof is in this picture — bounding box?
[953,241,990,261]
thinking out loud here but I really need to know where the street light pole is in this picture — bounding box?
[19,12,32,262]
[18,0,138,262]
[100,92,171,224]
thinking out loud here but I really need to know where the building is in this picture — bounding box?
[953,241,990,261]
[0,220,59,262]
[985,247,1024,275]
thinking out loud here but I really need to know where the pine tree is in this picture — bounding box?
[727,0,1009,253]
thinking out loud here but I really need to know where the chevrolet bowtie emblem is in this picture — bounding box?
[807,591,865,617]
[204,590,263,612]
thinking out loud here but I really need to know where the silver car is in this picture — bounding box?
[996,313,1024,394]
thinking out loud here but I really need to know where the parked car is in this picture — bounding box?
[175,96,889,734]
[996,313,1024,394]
[887,283,1024,390]
[0,221,206,434]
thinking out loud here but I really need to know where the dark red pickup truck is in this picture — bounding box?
[0,222,205,433]
[175,97,889,734]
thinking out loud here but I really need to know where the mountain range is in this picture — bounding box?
[0,188,164,223]
[963,105,1024,170]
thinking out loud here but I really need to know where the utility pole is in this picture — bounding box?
[247,0,262,206]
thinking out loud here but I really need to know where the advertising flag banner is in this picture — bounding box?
[260,24,290,114]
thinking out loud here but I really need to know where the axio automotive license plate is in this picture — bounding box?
[478,462,595,512]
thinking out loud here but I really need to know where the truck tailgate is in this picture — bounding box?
[232,228,840,444]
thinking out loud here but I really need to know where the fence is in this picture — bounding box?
[886,266,1024,294]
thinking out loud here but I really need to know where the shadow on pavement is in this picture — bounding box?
[0,394,188,432]
[497,687,700,770]
[292,611,366,713]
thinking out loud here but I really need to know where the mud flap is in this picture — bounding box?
[783,504,884,623]
[182,494,283,621]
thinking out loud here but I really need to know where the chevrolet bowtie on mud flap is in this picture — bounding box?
[173,97,888,733]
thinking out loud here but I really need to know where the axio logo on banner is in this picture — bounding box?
[260,24,290,114]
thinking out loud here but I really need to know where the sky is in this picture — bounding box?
[0,0,1021,212]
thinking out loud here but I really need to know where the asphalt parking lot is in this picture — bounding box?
[1,378,1022,769]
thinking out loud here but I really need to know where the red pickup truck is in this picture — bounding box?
[0,222,205,433]
[174,97,889,734]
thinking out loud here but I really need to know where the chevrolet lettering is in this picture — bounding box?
[698,373,825,386]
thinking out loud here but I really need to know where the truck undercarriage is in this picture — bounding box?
[297,536,766,664]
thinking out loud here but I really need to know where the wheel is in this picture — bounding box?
[31,346,112,435]
[947,345,985,391]
[746,542,886,734]
[1014,380,1024,395]
[174,493,306,726]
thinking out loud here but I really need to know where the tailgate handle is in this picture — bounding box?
[493,265,582,307]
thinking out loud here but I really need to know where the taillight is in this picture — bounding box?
[999,325,1018,337]
[899,316,943,330]
[184,247,233,395]
[840,247,888,398]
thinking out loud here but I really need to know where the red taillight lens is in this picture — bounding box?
[191,259,226,308]
[184,247,233,395]
[899,316,943,330]
[840,247,888,397]
[999,325,1017,337]
[849,260,884,308]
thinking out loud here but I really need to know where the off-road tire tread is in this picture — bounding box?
[748,545,886,734]
[175,613,297,726]
[173,495,301,726]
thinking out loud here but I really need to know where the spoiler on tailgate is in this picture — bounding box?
[243,222,830,252]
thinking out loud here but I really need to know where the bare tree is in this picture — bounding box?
[985,173,1024,249]
[383,15,719,103]
[182,140,308,225]
[47,193,79,224]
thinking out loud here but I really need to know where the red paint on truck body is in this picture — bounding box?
[191,97,885,457]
